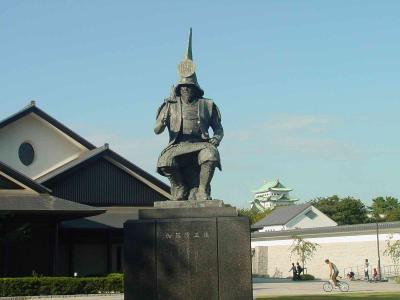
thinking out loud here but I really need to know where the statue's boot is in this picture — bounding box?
[168,169,186,200]
[161,167,186,200]
[197,161,216,200]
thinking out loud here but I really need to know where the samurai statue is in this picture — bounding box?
[154,28,224,201]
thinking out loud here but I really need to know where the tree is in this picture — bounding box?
[335,197,368,225]
[384,234,400,266]
[238,208,273,225]
[370,197,400,222]
[311,195,368,225]
[289,236,319,269]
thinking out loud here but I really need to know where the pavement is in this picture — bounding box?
[253,278,400,298]
[4,279,400,300]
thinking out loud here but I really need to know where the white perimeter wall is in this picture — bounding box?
[0,113,87,178]
[252,233,400,279]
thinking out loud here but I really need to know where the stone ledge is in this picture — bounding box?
[139,207,238,219]
[154,199,226,209]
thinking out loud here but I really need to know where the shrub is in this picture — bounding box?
[0,275,124,296]
[300,274,315,280]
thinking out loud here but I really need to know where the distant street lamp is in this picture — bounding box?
[367,213,386,280]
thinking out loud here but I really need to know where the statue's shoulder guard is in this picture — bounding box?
[155,101,167,119]
[155,97,177,119]
[200,98,221,120]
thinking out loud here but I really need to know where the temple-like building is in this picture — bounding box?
[250,179,298,210]
[0,102,170,277]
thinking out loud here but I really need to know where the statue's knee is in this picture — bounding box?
[198,148,219,165]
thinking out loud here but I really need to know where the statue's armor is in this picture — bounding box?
[180,99,203,142]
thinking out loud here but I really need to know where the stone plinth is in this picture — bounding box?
[124,206,253,300]
[154,199,226,209]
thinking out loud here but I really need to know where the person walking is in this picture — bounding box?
[296,262,303,279]
[289,263,298,280]
[364,258,370,281]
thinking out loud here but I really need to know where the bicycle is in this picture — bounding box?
[322,279,350,292]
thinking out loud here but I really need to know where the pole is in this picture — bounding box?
[376,222,382,280]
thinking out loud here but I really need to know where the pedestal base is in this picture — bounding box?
[123,208,252,300]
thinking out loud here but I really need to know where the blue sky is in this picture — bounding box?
[1,1,400,208]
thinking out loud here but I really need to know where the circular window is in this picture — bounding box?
[18,142,35,166]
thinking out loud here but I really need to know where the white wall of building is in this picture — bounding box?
[0,113,87,178]
[252,233,400,279]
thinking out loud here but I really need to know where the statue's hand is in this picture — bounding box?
[209,138,219,147]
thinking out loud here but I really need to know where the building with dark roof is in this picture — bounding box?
[252,203,337,232]
[0,103,170,276]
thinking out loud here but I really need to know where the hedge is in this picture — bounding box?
[300,274,315,280]
[0,274,123,296]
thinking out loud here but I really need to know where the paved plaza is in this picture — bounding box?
[8,279,400,300]
[253,279,400,298]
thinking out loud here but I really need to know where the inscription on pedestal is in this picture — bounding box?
[124,215,252,300]
[157,219,218,300]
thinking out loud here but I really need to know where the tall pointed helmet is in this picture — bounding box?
[175,28,204,97]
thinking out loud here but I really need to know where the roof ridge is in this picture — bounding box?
[35,145,109,183]
[0,103,96,150]
[0,160,51,193]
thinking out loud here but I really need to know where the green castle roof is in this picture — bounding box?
[253,179,293,194]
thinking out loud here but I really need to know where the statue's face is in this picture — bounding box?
[180,85,196,102]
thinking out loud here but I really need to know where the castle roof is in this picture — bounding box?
[253,179,292,194]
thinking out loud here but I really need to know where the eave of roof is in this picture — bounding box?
[0,161,51,194]
[0,102,96,150]
[36,144,171,198]
[253,179,289,194]
[0,194,105,220]
[61,206,143,229]
[252,221,400,240]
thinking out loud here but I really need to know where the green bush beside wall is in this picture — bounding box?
[0,274,123,296]
[300,274,315,280]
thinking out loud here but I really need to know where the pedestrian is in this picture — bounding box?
[289,263,298,280]
[372,268,379,282]
[364,258,369,281]
[296,262,303,279]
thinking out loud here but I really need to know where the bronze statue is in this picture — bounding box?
[154,28,224,201]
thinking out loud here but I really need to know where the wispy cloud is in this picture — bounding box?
[225,114,362,161]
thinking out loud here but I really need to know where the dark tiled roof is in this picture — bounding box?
[36,144,171,198]
[0,194,104,217]
[252,221,400,240]
[0,102,95,150]
[61,206,146,229]
[252,203,312,229]
[0,161,51,193]
[36,145,109,184]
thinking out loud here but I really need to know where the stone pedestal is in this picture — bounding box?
[123,203,253,300]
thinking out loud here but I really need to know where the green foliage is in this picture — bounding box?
[370,197,400,222]
[384,234,400,266]
[289,236,319,268]
[0,275,124,296]
[300,274,315,280]
[310,195,368,225]
[238,208,273,225]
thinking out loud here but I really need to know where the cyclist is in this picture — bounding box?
[325,259,339,287]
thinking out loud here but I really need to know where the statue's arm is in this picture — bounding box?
[154,102,168,134]
[210,103,224,146]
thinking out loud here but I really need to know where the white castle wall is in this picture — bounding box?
[252,233,400,280]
